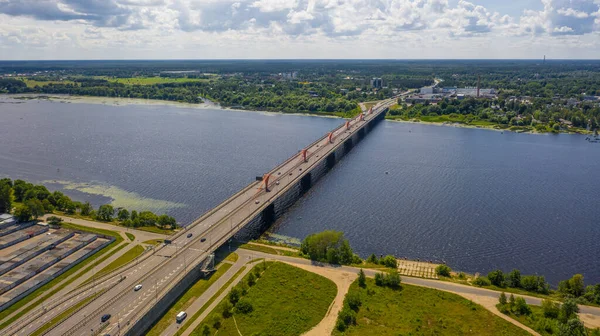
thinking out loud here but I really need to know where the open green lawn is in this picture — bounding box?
[195,262,337,336]
[103,77,208,85]
[19,78,76,88]
[333,278,531,336]
[84,245,145,283]
[147,263,232,336]
[142,239,164,246]
[125,232,135,241]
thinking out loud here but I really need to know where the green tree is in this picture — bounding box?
[14,204,32,222]
[367,254,378,264]
[509,294,516,309]
[131,210,138,221]
[201,325,211,336]
[0,183,13,214]
[97,204,114,221]
[117,208,130,221]
[228,287,240,305]
[358,269,366,288]
[487,270,505,287]
[300,230,354,265]
[558,299,579,323]
[508,269,521,288]
[138,211,158,227]
[374,272,385,286]
[80,202,93,216]
[42,199,54,213]
[247,272,256,287]
[157,214,176,229]
[435,264,452,277]
[499,292,507,305]
[25,198,45,219]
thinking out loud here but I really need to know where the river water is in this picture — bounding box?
[1,96,599,284]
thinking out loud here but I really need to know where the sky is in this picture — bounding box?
[0,0,599,60]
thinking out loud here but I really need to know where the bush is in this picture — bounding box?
[542,299,560,318]
[534,317,558,334]
[508,269,521,288]
[473,276,491,287]
[235,299,254,314]
[222,301,233,318]
[228,288,240,305]
[346,292,362,312]
[380,255,397,268]
[358,269,366,288]
[513,297,531,316]
[558,298,579,323]
[301,230,354,265]
[386,271,401,289]
[338,307,357,326]
[374,272,385,286]
[435,265,451,277]
[367,254,378,264]
[558,318,586,336]
[336,319,347,332]
[247,272,256,286]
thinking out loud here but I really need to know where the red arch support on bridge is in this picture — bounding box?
[359,113,364,121]
[327,132,334,144]
[368,107,373,115]
[345,121,351,130]
[263,173,271,192]
[301,149,308,162]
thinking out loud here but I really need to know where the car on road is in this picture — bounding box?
[134,284,142,291]
[200,238,206,242]
[187,233,193,238]
[176,311,187,323]
[101,314,111,323]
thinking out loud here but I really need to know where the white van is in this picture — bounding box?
[176,311,187,323]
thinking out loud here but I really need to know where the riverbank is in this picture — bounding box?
[385,116,593,135]
[0,94,354,119]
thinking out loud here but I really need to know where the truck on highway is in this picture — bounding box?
[176,311,187,323]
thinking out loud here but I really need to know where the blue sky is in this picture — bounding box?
[0,0,599,60]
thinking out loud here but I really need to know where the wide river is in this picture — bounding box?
[1,96,599,284]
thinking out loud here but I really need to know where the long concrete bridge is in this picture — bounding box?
[5,98,396,336]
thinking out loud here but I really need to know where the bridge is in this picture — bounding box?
[4,98,396,336]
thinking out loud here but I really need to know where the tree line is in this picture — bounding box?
[0,178,177,230]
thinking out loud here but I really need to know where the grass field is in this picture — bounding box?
[333,278,531,336]
[224,253,238,263]
[84,245,145,283]
[142,239,164,246]
[196,262,337,336]
[103,77,208,85]
[146,263,233,336]
[125,232,135,241]
[19,78,76,88]
[501,305,600,336]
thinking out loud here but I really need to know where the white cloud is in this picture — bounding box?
[0,0,599,59]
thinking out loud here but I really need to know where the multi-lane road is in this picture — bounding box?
[6,98,397,336]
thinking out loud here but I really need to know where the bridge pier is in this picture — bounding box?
[326,152,336,170]
[300,172,312,196]
[343,137,353,154]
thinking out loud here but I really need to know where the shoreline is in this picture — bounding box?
[386,117,592,136]
[0,93,348,120]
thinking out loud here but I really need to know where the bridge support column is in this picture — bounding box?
[358,127,365,140]
[261,203,275,230]
[300,172,312,196]
[326,152,336,170]
[343,138,353,154]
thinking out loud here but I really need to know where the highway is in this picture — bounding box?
[12,98,397,336]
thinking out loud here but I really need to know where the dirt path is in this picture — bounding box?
[278,262,357,336]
